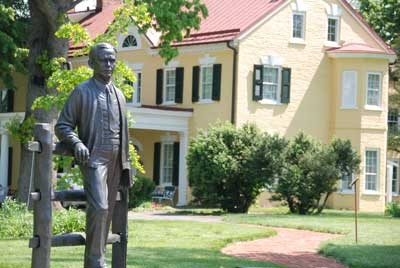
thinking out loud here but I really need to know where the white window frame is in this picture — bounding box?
[163,68,176,105]
[199,64,213,102]
[327,16,340,43]
[341,70,358,109]
[127,71,142,106]
[261,65,282,104]
[364,148,380,193]
[365,72,382,109]
[160,142,174,186]
[292,12,305,41]
[118,27,142,51]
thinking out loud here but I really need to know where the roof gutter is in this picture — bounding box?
[227,40,238,125]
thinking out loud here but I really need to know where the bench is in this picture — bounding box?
[151,186,176,206]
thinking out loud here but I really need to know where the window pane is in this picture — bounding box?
[262,67,279,101]
[327,18,338,42]
[293,14,304,38]
[365,150,378,191]
[341,174,353,191]
[165,70,176,102]
[342,71,357,108]
[162,143,174,184]
[122,35,138,48]
[201,66,213,100]
[367,73,381,106]
[392,165,398,194]
[388,109,399,130]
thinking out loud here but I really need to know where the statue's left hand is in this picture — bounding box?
[74,142,90,163]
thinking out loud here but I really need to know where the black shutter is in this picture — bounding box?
[7,90,14,112]
[7,148,12,187]
[253,65,263,101]
[175,67,184,103]
[281,68,291,104]
[153,142,161,185]
[212,64,222,101]
[172,142,180,186]
[156,69,163,105]
[192,66,200,102]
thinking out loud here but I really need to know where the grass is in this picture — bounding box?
[0,220,283,268]
[224,207,400,268]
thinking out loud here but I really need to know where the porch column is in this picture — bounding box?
[0,124,9,195]
[177,130,189,206]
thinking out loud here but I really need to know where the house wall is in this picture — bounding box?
[236,0,390,211]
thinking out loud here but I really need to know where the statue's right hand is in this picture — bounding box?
[74,142,89,163]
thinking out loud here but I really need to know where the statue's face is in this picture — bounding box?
[91,47,116,83]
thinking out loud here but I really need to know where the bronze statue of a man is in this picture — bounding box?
[55,43,132,268]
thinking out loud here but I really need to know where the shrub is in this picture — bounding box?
[385,202,400,217]
[53,208,85,234]
[0,198,85,239]
[0,197,32,238]
[187,122,287,213]
[273,133,360,214]
[128,175,155,208]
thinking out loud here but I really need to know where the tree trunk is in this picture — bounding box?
[17,0,81,202]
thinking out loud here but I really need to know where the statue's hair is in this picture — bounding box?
[88,43,117,65]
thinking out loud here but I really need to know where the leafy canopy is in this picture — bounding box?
[0,2,29,89]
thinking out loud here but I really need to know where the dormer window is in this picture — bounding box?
[292,12,305,39]
[290,0,307,44]
[122,35,138,48]
[118,26,142,50]
[325,3,342,46]
[327,17,339,42]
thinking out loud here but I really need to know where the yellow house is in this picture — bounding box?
[0,0,397,211]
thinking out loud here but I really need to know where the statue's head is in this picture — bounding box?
[88,43,117,84]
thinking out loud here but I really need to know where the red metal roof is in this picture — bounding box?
[326,43,386,54]
[70,0,396,56]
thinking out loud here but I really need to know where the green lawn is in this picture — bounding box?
[0,220,283,268]
[224,208,400,268]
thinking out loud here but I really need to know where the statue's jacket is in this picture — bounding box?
[55,78,132,186]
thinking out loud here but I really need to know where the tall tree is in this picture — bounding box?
[9,0,207,202]
[0,0,29,89]
[358,0,400,151]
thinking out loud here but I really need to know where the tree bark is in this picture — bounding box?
[17,0,82,202]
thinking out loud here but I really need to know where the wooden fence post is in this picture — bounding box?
[31,123,53,268]
[112,187,128,268]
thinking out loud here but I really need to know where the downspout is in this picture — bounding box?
[227,41,238,125]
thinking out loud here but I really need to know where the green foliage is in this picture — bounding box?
[273,132,361,215]
[187,122,287,213]
[32,66,93,111]
[385,202,400,217]
[134,0,208,62]
[55,22,91,49]
[5,115,35,143]
[36,51,66,78]
[358,0,400,47]
[0,198,85,239]
[128,175,155,208]
[0,198,32,238]
[52,208,85,234]
[0,2,28,89]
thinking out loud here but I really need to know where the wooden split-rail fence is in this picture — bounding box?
[27,123,128,268]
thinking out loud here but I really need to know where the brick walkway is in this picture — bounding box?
[222,227,346,268]
[129,212,346,268]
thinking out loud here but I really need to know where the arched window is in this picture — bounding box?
[122,35,138,48]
